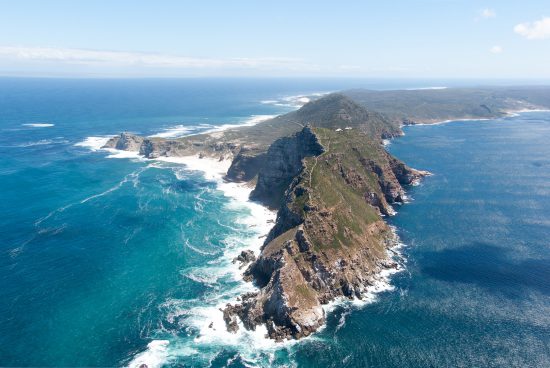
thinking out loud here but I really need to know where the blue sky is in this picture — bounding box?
[0,0,549,78]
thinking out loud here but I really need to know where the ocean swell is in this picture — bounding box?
[75,134,285,366]
[72,102,412,367]
[124,155,279,367]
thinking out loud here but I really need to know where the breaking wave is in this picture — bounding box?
[260,92,331,108]
[22,123,55,127]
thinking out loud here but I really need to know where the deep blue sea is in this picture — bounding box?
[1,78,549,367]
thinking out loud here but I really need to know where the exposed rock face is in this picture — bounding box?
[103,132,144,151]
[138,138,188,158]
[388,155,431,185]
[250,126,324,208]
[223,126,426,340]
[224,229,326,340]
[225,149,266,182]
[102,133,237,160]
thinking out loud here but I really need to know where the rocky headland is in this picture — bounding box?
[103,87,550,341]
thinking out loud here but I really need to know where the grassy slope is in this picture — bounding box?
[292,127,388,251]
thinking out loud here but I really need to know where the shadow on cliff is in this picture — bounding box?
[420,242,550,297]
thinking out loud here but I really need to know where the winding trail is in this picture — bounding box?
[307,130,331,186]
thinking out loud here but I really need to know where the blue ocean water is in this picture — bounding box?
[1,78,549,367]
[289,113,550,367]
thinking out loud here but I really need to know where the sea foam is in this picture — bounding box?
[124,154,279,367]
[9,138,69,148]
[76,136,281,366]
[149,115,276,139]
[22,123,55,127]
[261,92,331,108]
[73,133,282,365]
[74,136,113,151]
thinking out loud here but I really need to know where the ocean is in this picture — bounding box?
[1,78,549,367]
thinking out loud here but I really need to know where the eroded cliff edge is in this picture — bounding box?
[102,93,428,341]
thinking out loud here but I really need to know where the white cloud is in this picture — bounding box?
[0,46,310,71]
[514,17,550,40]
[480,8,496,19]
[490,45,503,54]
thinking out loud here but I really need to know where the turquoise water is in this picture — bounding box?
[1,78,549,367]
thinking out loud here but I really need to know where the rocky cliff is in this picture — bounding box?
[249,126,325,208]
[223,127,427,340]
[102,95,428,341]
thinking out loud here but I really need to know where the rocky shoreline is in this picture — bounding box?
[98,87,550,346]
[219,126,427,340]
[102,94,430,341]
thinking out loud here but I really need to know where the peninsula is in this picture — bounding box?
[104,87,550,340]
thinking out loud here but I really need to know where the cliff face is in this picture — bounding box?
[103,132,144,151]
[225,149,266,182]
[223,127,426,340]
[249,126,324,209]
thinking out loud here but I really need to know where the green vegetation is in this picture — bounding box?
[295,127,388,251]
[345,86,550,124]
[174,93,400,155]
[173,87,550,161]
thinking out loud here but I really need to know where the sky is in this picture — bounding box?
[0,0,549,78]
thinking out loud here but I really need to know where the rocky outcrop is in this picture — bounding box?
[233,250,256,269]
[102,133,238,160]
[225,149,266,182]
[103,132,144,151]
[250,126,324,208]
[224,227,326,340]
[388,155,431,185]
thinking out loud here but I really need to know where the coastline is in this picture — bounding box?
[79,131,416,367]
[408,108,550,127]
[97,104,425,343]
[75,140,288,366]
[150,114,278,139]
[316,225,407,332]
[118,151,281,367]
[6,78,550,367]
[72,90,525,364]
